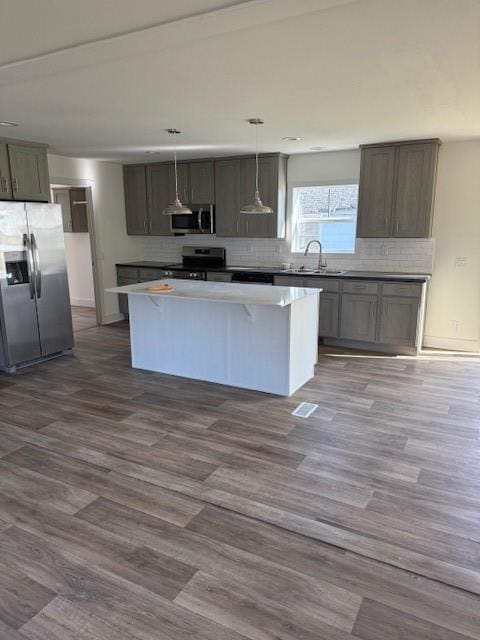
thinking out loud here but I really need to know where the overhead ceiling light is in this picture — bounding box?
[240,118,273,215]
[282,136,300,142]
[145,150,160,155]
[0,121,18,127]
[162,129,192,216]
[310,146,324,151]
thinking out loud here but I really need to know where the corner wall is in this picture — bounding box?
[423,141,480,351]
[48,154,144,323]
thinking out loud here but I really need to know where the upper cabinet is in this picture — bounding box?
[214,153,287,238]
[53,188,89,233]
[124,153,287,238]
[392,143,438,238]
[214,158,242,237]
[146,164,173,236]
[0,144,12,200]
[357,139,440,238]
[124,165,149,235]
[0,140,50,203]
[357,146,396,238]
[188,160,214,204]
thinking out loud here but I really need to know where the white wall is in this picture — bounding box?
[48,155,144,323]
[64,233,95,307]
[424,141,480,351]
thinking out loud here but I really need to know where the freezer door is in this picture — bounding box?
[26,203,73,356]
[0,202,42,366]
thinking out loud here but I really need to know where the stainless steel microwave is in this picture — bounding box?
[170,205,215,235]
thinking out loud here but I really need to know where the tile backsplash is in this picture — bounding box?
[142,236,434,274]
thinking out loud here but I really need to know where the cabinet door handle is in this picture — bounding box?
[12,177,19,192]
[396,221,399,233]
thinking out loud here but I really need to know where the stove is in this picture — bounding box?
[158,247,226,280]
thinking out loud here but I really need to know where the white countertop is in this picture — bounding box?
[107,279,321,307]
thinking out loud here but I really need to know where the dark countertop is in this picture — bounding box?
[116,261,430,283]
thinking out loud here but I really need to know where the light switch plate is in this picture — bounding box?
[455,257,467,267]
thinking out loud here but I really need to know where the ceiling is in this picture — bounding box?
[0,0,479,162]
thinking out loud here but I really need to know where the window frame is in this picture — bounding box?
[288,179,359,254]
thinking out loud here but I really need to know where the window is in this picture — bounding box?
[291,183,359,253]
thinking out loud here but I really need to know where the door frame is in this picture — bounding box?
[49,176,102,326]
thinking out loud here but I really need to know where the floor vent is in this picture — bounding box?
[292,402,318,418]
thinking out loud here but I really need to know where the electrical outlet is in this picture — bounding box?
[380,245,389,256]
[450,319,460,333]
[455,257,467,267]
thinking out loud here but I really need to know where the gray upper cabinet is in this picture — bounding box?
[357,146,396,238]
[53,189,73,232]
[69,188,89,232]
[8,144,50,202]
[357,139,440,239]
[0,143,12,200]
[379,296,420,345]
[241,156,277,238]
[214,158,243,237]
[146,164,173,236]
[215,154,287,238]
[53,188,89,233]
[189,161,214,203]
[392,143,438,238]
[124,165,149,235]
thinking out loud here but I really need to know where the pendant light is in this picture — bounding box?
[162,128,192,216]
[240,118,273,215]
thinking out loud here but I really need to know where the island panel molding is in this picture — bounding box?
[107,279,320,396]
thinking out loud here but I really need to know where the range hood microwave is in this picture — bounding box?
[170,205,215,235]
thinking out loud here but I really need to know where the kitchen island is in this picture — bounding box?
[107,280,321,396]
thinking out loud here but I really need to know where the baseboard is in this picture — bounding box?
[71,297,95,308]
[423,335,480,352]
[101,312,125,325]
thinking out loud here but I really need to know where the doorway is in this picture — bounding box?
[50,182,100,333]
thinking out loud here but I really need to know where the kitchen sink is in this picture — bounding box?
[282,269,345,276]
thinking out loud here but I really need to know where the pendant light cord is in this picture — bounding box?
[173,132,179,199]
[255,122,259,194]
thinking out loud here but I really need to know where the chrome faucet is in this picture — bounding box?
[304,240,327,271]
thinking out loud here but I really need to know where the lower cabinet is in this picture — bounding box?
[274,274,426,354]
[339,294,377,342]
[117,278,137,315]
[379,296,419,345]
[318,292,339,338]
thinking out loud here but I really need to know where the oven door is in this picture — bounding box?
[170,206,214,235]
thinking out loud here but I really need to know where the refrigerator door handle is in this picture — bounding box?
[30,233,42,299]
[23,233,36,300]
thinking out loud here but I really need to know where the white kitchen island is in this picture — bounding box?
[107,280,321,396]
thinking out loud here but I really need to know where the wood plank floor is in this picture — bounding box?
[71,306,97,334]
[0,321,479,639]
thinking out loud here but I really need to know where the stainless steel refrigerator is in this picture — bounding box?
[0,202,73,372]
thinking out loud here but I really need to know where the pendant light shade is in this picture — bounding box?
[162,129,192,216]
[240,118,273,215]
